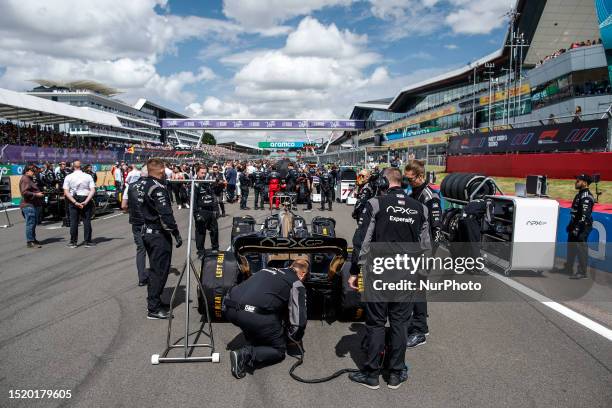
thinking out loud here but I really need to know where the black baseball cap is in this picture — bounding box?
[575,174,593,184]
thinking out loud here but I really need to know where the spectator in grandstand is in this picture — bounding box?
[547,114,557,125]
[19,164,44,248]
[572,106,582,123]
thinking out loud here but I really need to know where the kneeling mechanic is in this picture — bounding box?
[225,257,310,379]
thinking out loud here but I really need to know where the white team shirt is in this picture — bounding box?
[164,167,173,179]
[125,169,141,184]
[63,170,95,196]
[114,167,124,183]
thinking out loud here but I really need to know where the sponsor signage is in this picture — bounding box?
[0,145,117,163]
[447,119,609,155]
[386,126,441,141]
[479,83,531,106]
[388,133,449,149]
[258,141,305,149]
[161,119,366,130]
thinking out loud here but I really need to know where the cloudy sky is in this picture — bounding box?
[0,0,514,142]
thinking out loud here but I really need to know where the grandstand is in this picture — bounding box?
[328,0,612,179]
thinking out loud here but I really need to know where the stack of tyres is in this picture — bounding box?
[440,173,495,202]
[230,215,256,243]
[198,251,240,321]
[311,216,336,237]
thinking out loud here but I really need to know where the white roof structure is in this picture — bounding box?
[0,87,122,127]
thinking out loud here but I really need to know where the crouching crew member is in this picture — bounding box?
[403,160,442,348]
[122,167,149,286]
[141,158,183,320]
[226,257,310,379]
[194,165,219,257]
[348,167,430,390]
[562,174,595,279]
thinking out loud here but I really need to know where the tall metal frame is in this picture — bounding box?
[151,177,220,364]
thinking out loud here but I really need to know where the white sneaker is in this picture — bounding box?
[185,204,190,209]
[178,205,182,209]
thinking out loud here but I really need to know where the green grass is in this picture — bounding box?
[428,167,610,204]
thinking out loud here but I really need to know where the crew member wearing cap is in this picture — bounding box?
[225,256,310,379]
[561,174,595,279]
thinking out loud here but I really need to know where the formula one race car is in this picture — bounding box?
[197,210,364,321]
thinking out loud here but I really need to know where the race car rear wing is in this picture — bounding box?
[232,235,349,278]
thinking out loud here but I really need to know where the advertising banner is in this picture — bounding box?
[479,83,531,106]
[258,141,305,149]
[388,133,449,149]
[385,126,441,141]
[447,119,608,155]
[0,145,117,163]
[161,119,365,130]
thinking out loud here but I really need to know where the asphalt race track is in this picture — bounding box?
[0,200,611,408]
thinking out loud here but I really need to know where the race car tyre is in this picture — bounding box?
[198,251,240,321]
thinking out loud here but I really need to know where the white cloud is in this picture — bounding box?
[445,0,514,34]
[0,0,230,109]
[445,44,459,49]
[222,0,354,29]
[186,96,252,118]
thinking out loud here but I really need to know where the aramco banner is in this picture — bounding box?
[258,141,304,149]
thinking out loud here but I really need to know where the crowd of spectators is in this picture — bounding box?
[535,39,603,68]
[0,121,245,160]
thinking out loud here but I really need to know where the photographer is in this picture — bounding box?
[297,168,312,212]
[352,169,375,221]
[210,164,227,217]
[561,174,595,279]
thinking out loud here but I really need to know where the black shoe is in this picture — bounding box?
[138,280,148,287]
[33,240,42,247]
[406,333,427,348]
[84,241,95,248]
[27,241,35,248]
[211,248,219,254]
[147,309,172,320]
[569,274,587,280]
[66,242,78,248]
[230,348,251,379]
[387,369,408,389]
[348,371,379,389]
[319,208,325,211]
[244,207,251,210]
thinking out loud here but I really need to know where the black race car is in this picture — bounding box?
[197,210,364,321]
